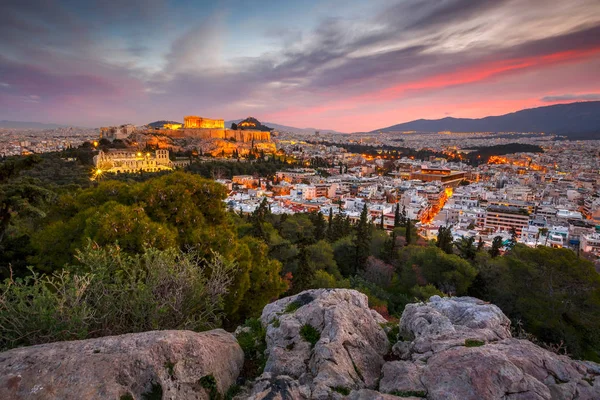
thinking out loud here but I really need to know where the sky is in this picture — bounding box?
[1,0,599,132]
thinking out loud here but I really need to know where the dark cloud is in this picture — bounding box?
[541,94,600,102]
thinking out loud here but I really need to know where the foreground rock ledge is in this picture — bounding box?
[0,329,243,400]
[244,291,600,400]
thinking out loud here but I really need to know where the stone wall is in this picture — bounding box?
[161,128,271,142]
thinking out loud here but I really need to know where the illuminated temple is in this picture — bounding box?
[184,116,224,129]
[160,115,271,143]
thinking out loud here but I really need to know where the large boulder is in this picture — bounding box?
[0,329,244,400]
[380,296,600,400]
[250,289,390,399]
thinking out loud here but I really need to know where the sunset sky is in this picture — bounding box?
[1,0,600,132]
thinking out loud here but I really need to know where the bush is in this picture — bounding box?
[0,243,236,350]
[236,318,267,380]
[300,324,320,348]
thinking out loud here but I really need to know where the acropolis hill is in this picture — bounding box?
[157,115,271,143]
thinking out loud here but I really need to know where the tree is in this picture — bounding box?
[405,218,412,245]
[436,226,454,254]
[489,236,503,258]
[400,245,477,295]
[477,245,600,360]
[231,122,238,130]
[454,236,477,260]
[382,229,398,263]
[507,227,518,249]
[312,211,326,241]
[539,227,549,246]
[306,240,340,279]
[477,237,485,252]
[226,236,288,323]
[31,172,236,271]
[293,244,315,293]
[0,156,54,244]
[327,208,333,240]
[394,204,401,227]
[353,204,372,272]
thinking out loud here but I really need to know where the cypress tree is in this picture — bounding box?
[405,218,412,245]
[327,208,333,240]
[394,203,401,227]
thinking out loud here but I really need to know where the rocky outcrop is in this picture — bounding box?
[0,329,244,400]
[248,289,390,399]
[381,295,600,400]
[1,291,598,400]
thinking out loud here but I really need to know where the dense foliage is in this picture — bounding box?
[1,154,599,361]
[0,244,235,350]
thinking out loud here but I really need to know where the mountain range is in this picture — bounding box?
[374,101,600,138]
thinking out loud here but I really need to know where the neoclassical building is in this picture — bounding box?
[93,149,173,174]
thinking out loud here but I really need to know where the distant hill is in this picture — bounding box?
[373,101,600,138]
[147,120,182,129]
[0,120,72,129]
[226,119,347,135]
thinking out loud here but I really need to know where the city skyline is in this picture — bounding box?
[1,0,600,131]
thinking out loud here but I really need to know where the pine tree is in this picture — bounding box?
[401,206,407,225]
[477,237,484,251]
[405,218,412,245]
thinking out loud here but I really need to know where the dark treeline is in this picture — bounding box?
[310,141,544,166]
[465,143,544,165]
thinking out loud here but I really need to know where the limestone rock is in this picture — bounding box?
[379,361,426,395]
[0,329,243,400]
[383,296,600,400]
[259,289,390,398]
[347,389,422,400]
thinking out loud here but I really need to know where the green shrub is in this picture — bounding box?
[236,318,267,380]
[390,390,426,398]
[284,300,302,313]
[464,339,485,347]
[332,386,351,395]
[200,374,219,400]
[380,322,399,344]
[300,324,320,348]
[141,382,163,400]
[0,243,236,350]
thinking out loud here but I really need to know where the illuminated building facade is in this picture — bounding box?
[93,149,173,174]
[484,205,530,235]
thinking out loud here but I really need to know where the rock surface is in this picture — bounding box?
[2,292,599,400]
[248,289,390,399]
[380,295,600,400]
[0,329,243,400]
